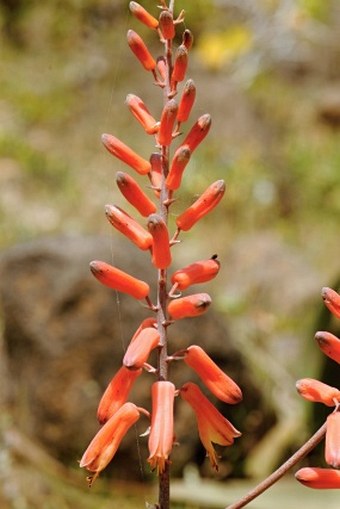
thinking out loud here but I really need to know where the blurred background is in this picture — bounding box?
[0,0,339,507]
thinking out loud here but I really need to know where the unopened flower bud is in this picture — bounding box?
[127,29,156,71]
[102,133,151,175]
[177,79,196,124]
[181,113,211,152]
[129,1,159,29]
[168,293,211,320]
[150,152,162,196]
[159,10,175,40]
[315,331,340,364]
[158,99,178,146]
[156,56,167,82]
[322,287,340,318]
[105,204,153,250]
[123,327,160,369]
[165,145,191,190]
[325,412,340,468]
[296,378,340,407]
[295,467,340,489]
[126,94,159,135]
[182,29,194,50]
[147,214,172,269]
[171,44,188,88]
[116,172,156,217]
[171,256,220,291]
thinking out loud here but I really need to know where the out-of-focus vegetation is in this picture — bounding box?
[0,0,339,507]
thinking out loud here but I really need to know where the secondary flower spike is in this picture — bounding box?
[322,287,340,318]
[123,327,160,369]
[148,381,175,474]
[105,204,153,250]
[97,366,142,424]
[90,260,150,300]
[116,172,157,217]
[180,382,241,471]
[295,378,340,407]
[176,180,226,231]
[315,331,340,364]
[127,30,156,72]
[168,293,212,320]
[295,467,340,489]
[129,2,159,29]
[183,345,242,404]
[325,411,340,468]
[147,214,172,269]
[126,94,159,135]
[80,402,141,486]
[170,256,220,291]
[102,133,151,175]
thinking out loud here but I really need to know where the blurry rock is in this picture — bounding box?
[0,235,270,480]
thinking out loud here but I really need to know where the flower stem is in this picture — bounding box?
[224,421,327,509]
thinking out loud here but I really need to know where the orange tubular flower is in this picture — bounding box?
[90,260,150,300]
[130,317,157,342]
[165,145,191,190]
[80,402,140,486]
[322,287,340,318]
[97,366,142,424]
[315,331,340,364]
[295,467,340,489]
[171,44,188,88]
[181,113,211,153]
[123,327,160,369]
[149,152,162,193]
[180,382,241,471]
[102,133,151,175]
[159,10,175,40]
[158,99,178,147]
[296,378,340,407]
[129,1,159,29]
[183,345,242,404]
[325,412,340,468]
[167,293,212,320]
[171,256,220,291]
[127,29,156,72]
[148,381,175,474]
[176,180,226,232]
[105,204,153,250]
[116,172,156,217]
[156,56,167,83]
[125,94,159,135]
[147,214,172,269]
[177,79,196,124]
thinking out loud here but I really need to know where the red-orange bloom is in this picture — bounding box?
[80,402,140,486]
[322,287,340,318]
[90,260,150,300]
[171,44,188,88]
[127,29,156,72]
[165,145,191,191]
[181,113,211,153]
[158,99,178,147]
[105,204,153,250]
[130,317,157,343]
[116,172,156,217]
[315,331,340,364]
[171,256,220,291]
[325,411,340,468]
[183,345,242,404]
[123,327,160,369]
[129,1,159,29]
[156,56,167,83]
[102,133,151,175]
[176,180,225,232]
[167,293,211,320]
[97,366,142,424]
[148,381,175,474]
[296,378,340,407]
[159,10,175,40]
[295,467,340,489]
[180,382,241,471]
[126,94,159,135]
[147,214,172,269]
[149,152,162,194]
[177,79,196,124]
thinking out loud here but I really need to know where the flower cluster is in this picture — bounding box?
[295,287,340,489]
[79,1,242,488]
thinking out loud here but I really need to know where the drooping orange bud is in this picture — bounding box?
[181,113,212,153]
[116,172,156,217]
[90,260,150,300]
[325,412,340,468]
[102,133,151,175]
[183,345,242,404]
[159,10,175,40]
[315,331,340,364]
[171,255,220,291]
[129,1,159,29]
[167,293,211,320]
[80,402,140,486]
[180,382,241,471]
[165,145,191,190]
[296,378,340,407]
[171,44,188,88]
[123,327,160,369]
[148,381,175,474]
[105,204,153,250]
[147,214,172,269]
[177,79,196,124]
[182,29,194,50]
[322,287,340,318]
[158,99,178,146]
[97,366,142,424]
[127,29,156,72]
[176,180,226,231]
[130,317,157,343]
[295,467,340,489]
[125,94,159,135]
